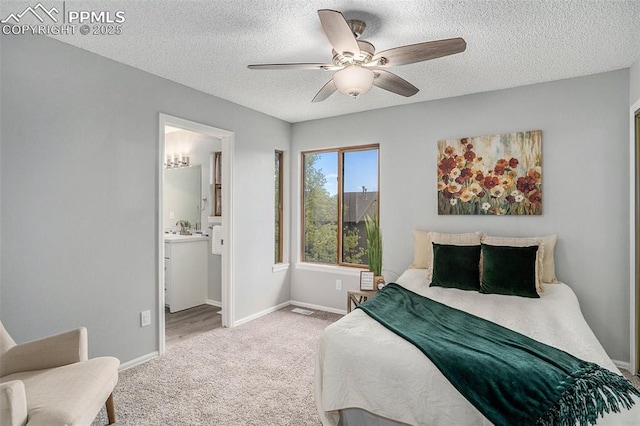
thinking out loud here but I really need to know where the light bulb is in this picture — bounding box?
[333,65,374,98]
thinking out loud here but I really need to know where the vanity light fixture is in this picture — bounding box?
[165,153,190,169]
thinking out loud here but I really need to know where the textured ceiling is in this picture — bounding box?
[6,0,639,123]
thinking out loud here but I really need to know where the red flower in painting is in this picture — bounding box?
[483,176,499,190]
[494,159,509,175]
[516,176,537,193]
[509,157,519,168]
[528,166,542,184]
[506,195,516,203]
[475,171,485,182]
[467,144,474,150]
[528,190,542,205]
[464,150,476,162]
[460,168,473,179]
[455,176,465,185]
[442,189,453,199]
[442,174,449,184]
[444,146,455,156]
[439,157,456,174]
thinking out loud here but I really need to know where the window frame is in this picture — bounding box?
[275,150,284,264]
[300,144,380,268]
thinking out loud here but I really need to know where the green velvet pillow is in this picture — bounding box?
[430,243,481,291]
[480,244,540,298]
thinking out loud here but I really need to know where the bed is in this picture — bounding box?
[315,233,640,426]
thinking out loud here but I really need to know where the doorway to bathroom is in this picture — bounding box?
[632,100,640,375]
[158,113,235,355]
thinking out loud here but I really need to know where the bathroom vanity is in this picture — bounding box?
[164,235,208,313]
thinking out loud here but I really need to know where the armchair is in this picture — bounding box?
[0,321,119,425]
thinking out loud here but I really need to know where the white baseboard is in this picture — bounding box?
[234,301,291,326]
[613,359,631,372]
[289,300,346,316]
[119,351,159,371]
[206,299,222,307]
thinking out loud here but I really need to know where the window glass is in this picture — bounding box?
[342,149,379,265]
[303,151,338,264]
[275,151,283,263]
[302,146,378,266]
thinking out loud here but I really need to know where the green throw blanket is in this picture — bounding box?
[356,283,640,426]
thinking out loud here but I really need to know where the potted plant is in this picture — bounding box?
[364,214,384,289]
[176,220,192,235]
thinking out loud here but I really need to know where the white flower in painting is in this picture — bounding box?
[515,194,525,202]
[490,186,505,198]
[450,168,461,179]
[450,198,458,206]
[482,202,491,211]
[469,182,483,195]
[459,190,474,202]
[447,181,462,194]
[511,190,520,197]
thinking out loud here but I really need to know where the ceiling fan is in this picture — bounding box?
[248,9,466,102]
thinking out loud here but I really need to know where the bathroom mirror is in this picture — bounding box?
[164,165,201,231]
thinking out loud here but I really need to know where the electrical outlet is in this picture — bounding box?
[140,310,151,327]
[336,279,342,290]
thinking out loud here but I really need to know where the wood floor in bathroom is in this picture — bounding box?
[165,304,222,346]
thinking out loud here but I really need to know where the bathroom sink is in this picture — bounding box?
[164,234,208,242]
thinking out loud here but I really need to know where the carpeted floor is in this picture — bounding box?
[92,305,640,425]
[92,306,341,425]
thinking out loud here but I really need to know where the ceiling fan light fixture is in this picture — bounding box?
[333,65,374,98]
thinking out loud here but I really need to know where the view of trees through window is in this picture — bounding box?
[275,151,283,264]
[302,146,379,266]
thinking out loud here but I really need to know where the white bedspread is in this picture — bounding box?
[315,269,640,425]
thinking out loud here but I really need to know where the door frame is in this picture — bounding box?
[630,99,640,375]
[158,113,235,355]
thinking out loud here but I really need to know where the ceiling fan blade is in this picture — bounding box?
[367,38,466,67]
[317,9,360,56]
[312,79,337,102]
[372,70,419,97]
[248,63,340,70]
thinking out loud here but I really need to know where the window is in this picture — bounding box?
[302,145,379,267]
[275,150,284,264]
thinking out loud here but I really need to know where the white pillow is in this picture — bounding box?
[538,234,558,283]
[425,232,484,282]
[481,235,545,293]
[409,230,431,269]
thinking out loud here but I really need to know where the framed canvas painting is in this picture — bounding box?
[437,130,542,215]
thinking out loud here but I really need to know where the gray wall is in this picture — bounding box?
[631,58,640,105]
[0,34,291,363]
[290,70,632,362]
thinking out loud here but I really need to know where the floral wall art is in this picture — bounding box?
[437,130,542,215]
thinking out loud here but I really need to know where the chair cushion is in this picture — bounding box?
[0,380,27,426]
[0,357,119,426]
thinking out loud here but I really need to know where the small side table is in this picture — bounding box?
[347,290,378,313]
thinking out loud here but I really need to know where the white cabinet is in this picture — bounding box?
[164,236,208,313]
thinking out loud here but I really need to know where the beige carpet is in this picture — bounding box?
[92,305,640,425]
[92,306,341,425]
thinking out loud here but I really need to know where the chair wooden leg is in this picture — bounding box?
[105,393,116,425]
